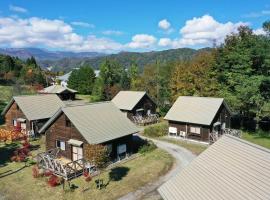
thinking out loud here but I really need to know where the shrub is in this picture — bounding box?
[143,122,168,138]
[85,175,92,182]
[44,170,53,177]
[48,175,61,187]
[83,171,89,177]
[138,140,157,154]
[32,166,39,178]
[11,156,17,162]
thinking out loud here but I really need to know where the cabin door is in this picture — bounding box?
[72,146,83,161]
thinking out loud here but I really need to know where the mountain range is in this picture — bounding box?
[0,48,105,61]
[0,47,210,72]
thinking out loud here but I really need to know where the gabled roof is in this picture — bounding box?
[38,85,77,94]
[164,96,231,126]
[158,135,270,200]
[56,71,72,81]
[39,102,139,144]
[112,91,150,111]
[1,94,65,121]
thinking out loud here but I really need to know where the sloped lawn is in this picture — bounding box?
[242,131,270,149]
[0,137,173,200]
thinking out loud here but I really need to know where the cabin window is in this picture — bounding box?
[190,126,201,134]
[12,119,17,126]
[169,127,177,136]
[56,140,65,151]
[65,117,71,127]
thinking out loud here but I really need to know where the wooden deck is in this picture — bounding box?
[132,114,159,126]
[36,148,99,180]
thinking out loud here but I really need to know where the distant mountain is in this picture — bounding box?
[0,48,105,61]
[39,48,211,72]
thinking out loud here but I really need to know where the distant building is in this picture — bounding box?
[1,94,64,135]
[112,91,157,123]
[56,71,72,87]
[39,102,139,161]
[56,69,100,87]
[165,96,231,142]
[38,85,78,101]
[158,135,270,200]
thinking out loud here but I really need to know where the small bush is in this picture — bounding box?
[32,166,39,178]
[85,175,92,182]
[44,170,53,177]
[138,140,157,154]
[143,122,168,138]
[48,175,61,187]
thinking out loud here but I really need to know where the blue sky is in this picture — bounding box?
[0,0,269,52]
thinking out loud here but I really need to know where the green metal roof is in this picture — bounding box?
[164,96,231,126]
[112,91,147,111]
[2,94,65,121]
[39,85,77,94]
[39,102,139,144]
[158,135,270,200]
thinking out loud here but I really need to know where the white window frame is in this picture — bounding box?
[56,140,65,151]
[190,126,201,134]
[169,127,177,136]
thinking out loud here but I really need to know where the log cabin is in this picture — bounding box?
[38,102,139,161]
[38,85,78,101]
[1,94,64,136]
[112,91,157,124]
[164,96,232,143]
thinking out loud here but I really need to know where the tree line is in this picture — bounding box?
[68,22,270,129]
[0,55,46,86]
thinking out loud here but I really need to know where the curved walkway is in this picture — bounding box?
[119,135,196,200]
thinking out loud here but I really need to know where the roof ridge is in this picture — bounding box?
[63,101,112,108]
[178,96,224,100]
[14,94,58,98]
[225,134,270,154]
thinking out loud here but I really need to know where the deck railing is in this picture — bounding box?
[36,148,98,180]
[132,114,159,126]
[209,128,241,144]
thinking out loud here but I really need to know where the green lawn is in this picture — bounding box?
[242,131,270,149]
[76,94,91,101]
[0,85,13,103]
[0,137,174,200]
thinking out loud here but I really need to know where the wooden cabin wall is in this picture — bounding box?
[4,101,31,131]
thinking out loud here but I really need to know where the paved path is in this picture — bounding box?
[119,135,196,200]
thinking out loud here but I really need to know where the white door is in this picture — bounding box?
[72,146,83,161]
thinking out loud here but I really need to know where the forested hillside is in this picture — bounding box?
[68,22,270,131]
[39,48,206,72]
[0,55,46,86]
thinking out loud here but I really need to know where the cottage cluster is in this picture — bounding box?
[2,85,269,200]
[1,86,233,162]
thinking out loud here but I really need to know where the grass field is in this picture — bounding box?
[242,131,270,149]
[0,85,13,103]
[0,137,174,200]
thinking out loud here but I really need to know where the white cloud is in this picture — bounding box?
[158,38,172,47]
[0,17,123,52]
[158,15,246,48]
[243,10,270,18]
[102,30,124,36]
[158,19,171,30]
[71,21,95,28]
[9,5,28,13]
[127,34,157,49]
[253,28,267,35]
